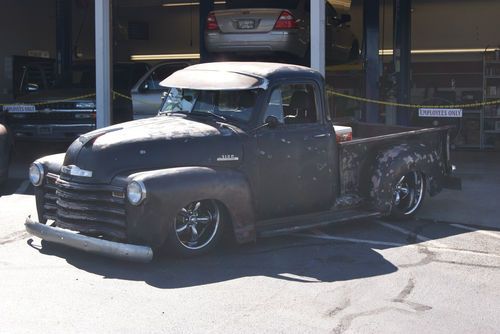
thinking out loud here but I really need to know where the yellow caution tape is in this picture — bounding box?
[112,91,160,107]
[2,89,499,110]
[0,93,98,107]
[326,89,500,109]
[0,91,158,108]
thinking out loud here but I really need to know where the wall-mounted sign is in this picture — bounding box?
[418,108,463,118]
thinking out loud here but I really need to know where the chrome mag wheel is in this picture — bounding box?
[393,171,425,216]
[174,200,221,250]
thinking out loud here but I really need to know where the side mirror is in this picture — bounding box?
[265,115,279,129]
[139,82,150,92]
[26,83,39,92]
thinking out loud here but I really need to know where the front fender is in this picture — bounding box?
[33,153,66,224]
[0,125,11,183]
[125,166,256,248]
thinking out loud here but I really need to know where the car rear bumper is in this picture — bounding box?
[25,216,154,263]
[205,30,306,57]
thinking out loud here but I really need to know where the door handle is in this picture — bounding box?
[313,133,331,138]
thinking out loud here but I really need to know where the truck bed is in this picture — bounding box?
[334,120,451,197]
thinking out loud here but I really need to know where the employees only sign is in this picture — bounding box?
[418,108,463,118]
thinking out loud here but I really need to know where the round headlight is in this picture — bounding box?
[127,180,146,205]
[29,162,44,186]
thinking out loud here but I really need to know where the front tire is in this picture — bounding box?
[388,171,426,219]
[165,199,225,257]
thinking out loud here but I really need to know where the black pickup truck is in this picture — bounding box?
[4,61,149,141]
[25,62,460,262]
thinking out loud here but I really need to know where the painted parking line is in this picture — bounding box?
[294,231,406,248]
[375,220,448,248]
[450,223,500,241]
[14,180,30,195]
[294,232,500,259]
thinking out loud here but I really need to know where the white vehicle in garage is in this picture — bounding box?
[205,0,359,64]
[130,61,194,119]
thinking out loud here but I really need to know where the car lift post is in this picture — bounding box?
[95,0,113,128]
[394,0,412,125]
[363,0,381,123]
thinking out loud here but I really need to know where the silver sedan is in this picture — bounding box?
[205,0,359,64]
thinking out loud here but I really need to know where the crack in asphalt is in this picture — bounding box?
[331,277,431,334]
[325,299,351,318]
[0,231,29,245]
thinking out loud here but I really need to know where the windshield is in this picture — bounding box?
[160,88,259,122]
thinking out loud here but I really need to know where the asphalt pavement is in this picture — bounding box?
[0,145,499,333]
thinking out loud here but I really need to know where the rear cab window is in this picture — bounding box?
[263,83,319,125]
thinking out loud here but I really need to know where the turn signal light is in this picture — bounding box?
[274,10,298,30]
[206,12,219,30]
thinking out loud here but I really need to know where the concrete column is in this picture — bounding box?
[310,0,325,76]
[56,0,72,85]
[363,0,381,123]
[95,0,113,128]
[394,0,412,125]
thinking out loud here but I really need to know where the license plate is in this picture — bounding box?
[418,108,463,118]
[3,104,36,113]
[237,19,255,29]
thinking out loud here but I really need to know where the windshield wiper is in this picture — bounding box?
[158,110,227,122]
[190,111,226,122]
[158,110,190,116]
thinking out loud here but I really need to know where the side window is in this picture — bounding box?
[263,83,318,125]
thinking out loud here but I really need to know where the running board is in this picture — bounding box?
[257,210,382,238]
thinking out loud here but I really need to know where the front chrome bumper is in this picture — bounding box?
[25,216,153,263]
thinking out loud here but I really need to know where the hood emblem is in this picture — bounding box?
[61,165,93,178]
[217,154,239,162]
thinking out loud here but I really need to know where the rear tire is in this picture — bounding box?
[388,171,426,220]
[165,199,225,257]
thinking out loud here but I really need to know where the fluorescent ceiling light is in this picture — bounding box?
[162,1,225,7]
[380,48,500,56]
[131,53,201,61]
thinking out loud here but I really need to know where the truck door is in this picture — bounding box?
[255,82,335,219]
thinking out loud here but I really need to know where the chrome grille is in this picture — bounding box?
[43,174,126,239]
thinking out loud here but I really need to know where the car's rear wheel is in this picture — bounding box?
[166,199,225,257]
[389,171,426,219]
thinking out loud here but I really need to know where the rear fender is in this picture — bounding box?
[126,167,256,248]
[367,143,446,213]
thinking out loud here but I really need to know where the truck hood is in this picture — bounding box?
[62,115,245,184]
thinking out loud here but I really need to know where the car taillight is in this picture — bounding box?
[206,12,219,31]
[273,10,298,30]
